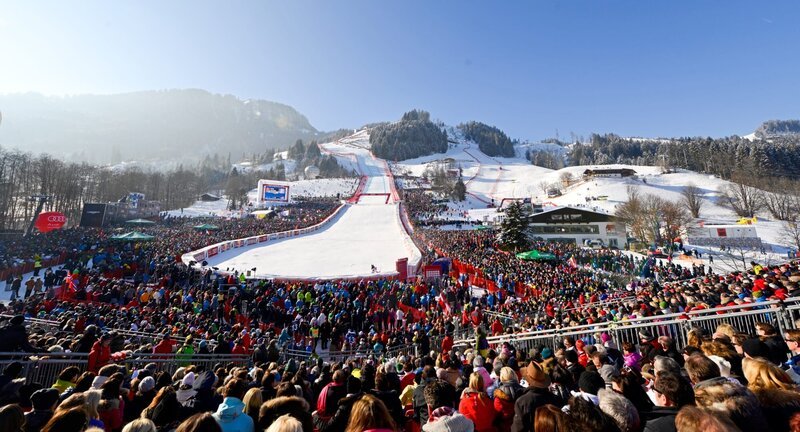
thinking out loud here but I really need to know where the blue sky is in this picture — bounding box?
[0,1,798,140]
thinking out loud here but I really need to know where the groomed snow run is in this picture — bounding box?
[200,132,420,280]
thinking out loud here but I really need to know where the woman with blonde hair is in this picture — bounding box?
[493,367,523,432]
[265,414,303,432]
[242,387,263,425]
[344,394,397,432]
[686,328,705,348]
[60,390,105,430]
[122,418,158,432]
[459,372,497,432]
[742,357,800,431]
[714,323,737,341]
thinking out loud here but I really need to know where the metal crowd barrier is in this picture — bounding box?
[0,352,250,387]
[452,302,793,355]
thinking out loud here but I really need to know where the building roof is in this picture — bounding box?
[583,168,637,175]
[529,206,616,223]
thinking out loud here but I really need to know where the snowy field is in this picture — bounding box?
[195,132,420,280]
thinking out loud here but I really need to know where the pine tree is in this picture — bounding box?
[453,176,466,201]
[497,201,530,252]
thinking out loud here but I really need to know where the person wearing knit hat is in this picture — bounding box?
[176,373,197,405]
[139,376,156,393]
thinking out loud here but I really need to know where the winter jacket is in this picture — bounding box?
[413,380,435,427]
[98,396,125,432]
[88,341,111,373]
[370,389,405,428]
[751,387,800,431]
[52,379,75,394]
[459,389,497,432]
[641,406,681,432]
[24,410,53,432]
[509,386,560,432]
[183,371,222,414]
[493,382,523,432]
[124,390,155,423]
[260,396,314,432]
[566,362,585,386]
[153,339,175,356]
[624,352,643,370]
[0,323,38,352]
[212,397,254,432]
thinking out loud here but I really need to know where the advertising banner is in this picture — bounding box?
[79,204,107,227]
[35,212,67,233]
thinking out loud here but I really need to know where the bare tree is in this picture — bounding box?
[719,182,764,218]
[681,184,704,218]
[661,199,691,243]
[782,220,800,251]
[559,171,575,187]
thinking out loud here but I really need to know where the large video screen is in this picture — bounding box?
[262,183,290,202]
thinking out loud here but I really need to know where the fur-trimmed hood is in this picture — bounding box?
[693,377,768,430]
[752,387,800,408]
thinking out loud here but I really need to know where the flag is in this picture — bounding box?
[436,293,452,315]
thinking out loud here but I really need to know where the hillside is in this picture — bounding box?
[369,110,448,161]
[0,90,319,163]
[755,119,800,138]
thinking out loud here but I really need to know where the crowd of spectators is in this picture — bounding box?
[3,312,800,431]
[0,200,339,273]
[5,194,800,430]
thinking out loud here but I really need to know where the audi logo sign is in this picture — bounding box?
[35,211,67,233]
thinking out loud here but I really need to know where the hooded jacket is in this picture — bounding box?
[212,396,254,432]
[184,370,222,414]
[493,381,523,431]
[459,388,497,432]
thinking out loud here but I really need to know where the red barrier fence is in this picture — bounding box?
[347,176,369,203]
[0,252,68,281]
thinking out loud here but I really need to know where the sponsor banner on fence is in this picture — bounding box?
[193,252,206,262]
[207,246,219,257]
[258,235,268,242]
[247,238,257,245]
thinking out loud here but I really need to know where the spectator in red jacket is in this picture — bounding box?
[459,372,497,432]
[88,334,112,373]
[491,318,504,336]
[441,334,454,354]
[153,334,175,356]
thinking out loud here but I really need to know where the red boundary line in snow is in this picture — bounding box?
[357,193,392,204]
[347,176,369,203]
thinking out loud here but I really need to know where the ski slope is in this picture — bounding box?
[199,132,420,280]
[396,134,553,207]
